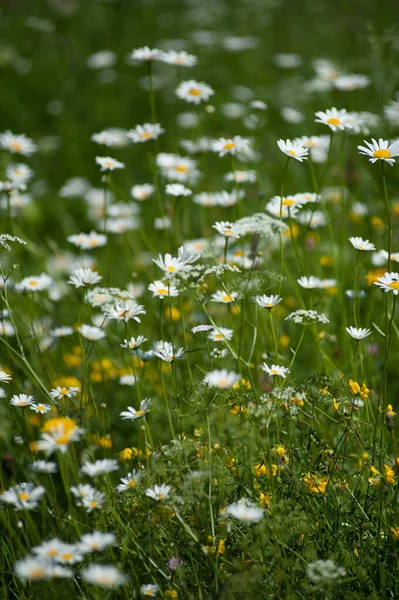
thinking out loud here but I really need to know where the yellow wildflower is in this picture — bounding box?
[302,473,328,494]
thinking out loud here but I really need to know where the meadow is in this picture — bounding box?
[1,0,399,598]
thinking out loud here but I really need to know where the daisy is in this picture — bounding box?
[0,371,11,383]
[256,295,282,310]
[131,183,154,201]
[153,252,186,274]
[70,483,96,505]
[119,374,138,386]
[211,136,250,157]
[333,74,370,91]
[91,128,129,148]
[87,50,116,69]
[208,327,233,342]
[127,123,164,143]
[121,336,148,350]
[131,46,163,62]
[68,268,102,288]
[120,398,151,421]
[165,183,192,196]
[277,139,308,162]
[50,327,74,338]
[297,276,322,289]
[57,544,84,565]
[14,557,52,581]
[10,394,34,407]
[2,482,45,510]
[50,386,79,400]
[225,170,257,183]
[81,459,119,477]
[78,325,106,341]
[141,584,159,597]
[160,50,197,67]
[16,273,53,292]
[30,403,51,414]
[6,163,33,184]
[116,470,143,492]
[346,326,372,340]
[106,302,146,323]
[211,290,239,303]
[0,131,38,155]
[82,490,106,513]
[32,538,65,560]
[145,484,172,501]
[175,80,215,104]
[148,280,179,298]
[37,418,84,456]
[79,532,116,553]
[155,343,185,362]
[213,221,240,238]
[30,461,57,473]
[81,564,128,588]
[203,369,241,389]
[349,237,376,251]
[95,156,125,171]
[261,364,290,379]
[225,498,264,523]
[357,138,399,167]
[315,107,351,131]
[67,231,107,250]
[374,272,399,294]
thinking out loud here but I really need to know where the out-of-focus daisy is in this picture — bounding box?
[0,131,38,155]
[131,46,163,62]
[50,327,74,338]
[0,371,11,383]
[346,326,372,340]
[145,484,172,501]
[50,386,79,400]
[95,156,125,171]
[141,584,159,597]
[10,394,34,407]
[91,128,129,148]
[2,482,45,510]
[81,459,119,477]
[16,273,53,292]
[160,50,197,67]
[225,498,264,523]
[349,237,375,251]
[315,107,351,131]
[211,290,239,303]
[357,138,399,167]
[79,532,116,553]
[213,221,240,238]
[165,183,192,197]
[68,268,102,288]
[208,327,233,342]
[131,183,154,201]
[333,74,370,91]
[175,80,214,104]
[155,343,185,362]
[120,398,151,421]
[81,564,128,588]
[78,325,106,341]
[374,272,399,294]
[116,470,143,492]
[211,136,250,157]
[256,295,282,310]
[87,50,116,69]
[14,557,52,581]
[225,170,257,183]
[30,403,51,414]
[297,276,322,289]
[277,139,308,162]
[37,417,84,455]
[82,489,106,513]
[127,123,164,143]
[106,302,146,323]
[153,252,186,274]
[30,460,57,473]
[67,231,107,249]
[6,163,33,184]
[121,336,148,350]
[261,364,290,378]
[203,369,241,389]
[148,280,179,299]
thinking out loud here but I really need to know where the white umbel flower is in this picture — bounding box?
[374,272,399,294]
[357,138,399,166]
[349,237,376,251]
[277,139,308,162]
[127,123,164,143]
[68,268,102,288]
[346,326,372,340]
[175,80,215,104]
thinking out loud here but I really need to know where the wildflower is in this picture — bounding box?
[16,273,53,292]
[306,559,346,584]
[131,46,163,62]
[0,371,11,383]
[358,138,399,166]
[256,295,282,310]
[333,74,370,91]
[254,463,277,477]
[10,394,35,407]
[210,290,239,303]
[345,326,372,341]
[349,237,376,251]
[50,327,74,338]
[148,280,179,299]
[211,136,250,157]
[208,327,233,342]
[2,482,45,510]
[285,309,330,324]
[82,489,106,513]
[369,465,395,487]
[349,379,361,395]
[116,470,143,492]
[374,272,399,294]
[50,386,80,400]
[302,473,328,494]
[91,128,129,148]
[166,557,183,570]
[213,221,240,238]
[0,131,38,155]
[165,183,192,197]
[191,324,214,334]
[297,276,321,289]
[120,398,151,421]
[106,301,146,322]
[315,107,351,131]
[391,527,399,540]
[175,80,214,104]
[121,336,148,350]
[360,383,370,399]
[155,343,185,362]
[131,184,154,201]
[37,417,84,455]
[153,252,186,274]
[30,460,57,473]
[81,459,119,477]
[225,170,256,183]
[95,156,125,171]
[160,50,197,67]
[78,325,106,341]
[203,369,241,389]
[277,139,308,162]
[127,123,164,143]
[14,557,52,581]
[145,484,172,501]
[30,403,51,414]
[225,498,264,523]
[141,584,159,596]
[81,564,128,588]
[67,231,107,250]
[68,268,102,288]
[261,364,290,379]
[79,532,116,553]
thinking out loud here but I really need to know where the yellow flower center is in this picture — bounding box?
[158,288,168,295]
[10,141,22,151]
[89,500,98,508]
[29,280,38,286]
[60,388,69,395]
[219,379,228,387]
[175,165,189,173]
[223,229,233,235]
[288,150,297,156]
[222,295,233,302]
[215,333,223,339]
[19,492,30,501]
[98,576,113,585]
[127,479,137,486]
[89,239,99,246]
[389,281,399,289]
[189,88,201,96]
[167,265,176,272]
[47,549,58,557]
[37,405,45,411]
[327,117,340,126]
[140,132,152,139]
[30,567,46,579]
[135,410,144,417]
[282,199,295,206]
[62,553,73,560]
[374,149,391,159]
[224,143,236,150]
[56,434,71,445]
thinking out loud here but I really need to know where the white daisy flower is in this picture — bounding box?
[345,326,372,340]
[277,139,308,162]
[30,403,51,414]
[208,327,233,342]
[210,290,239,303]
[225,498,264,523]
[131,183,154,201]
[297,276,322,289]
[78,325,106,341]
[30,460,57,473]
[211,136,250,157]
[153,252,186,274]
[81,459,119,477]
[357,138,399,166]
[6,163,33,184]
[120,398,151,421]
[374,272,399,294]
[145,484,172,501]
[175,80,215,104]
[95,156,125,171]
[16,273,53,292]
[155,343,185,362]
[131,46,163,62]
[212,221,240,238]
[0,371,11,383]
[160,50,197,67]
[2,482,45,510]
[87,50,116,69]
[141,584,159,597]
[165,183,192,197]
[50,386,79,400]
[261,364,290,379]
[203,369,241,389]
[81,490,106,513]
[78,532,116,553]
[106,302,146,323]
[116,470,143,493]
[68,268,102,288]
[14,557,52,581]
[81,564,128,588]
[314,107,352,131]
[255,295,282,310]
[10,394,34,407]
[120,336,148,350]
[67,231,107,250]
[127,123,164,143]
[0,131,38,155]
[148,280,179,299]
[349,237,376,251]
[225,170,257,183]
